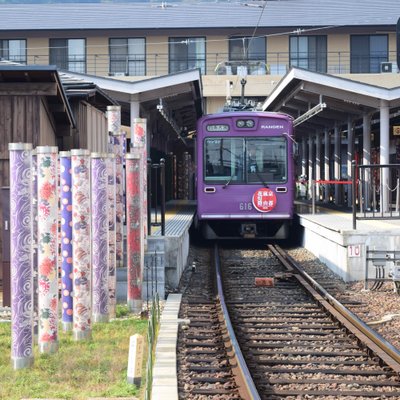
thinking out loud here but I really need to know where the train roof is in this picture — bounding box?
[199,111,294,121]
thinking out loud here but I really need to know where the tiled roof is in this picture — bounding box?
[0,0,398,31]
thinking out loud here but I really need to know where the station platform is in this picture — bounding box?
[295,201,400,282]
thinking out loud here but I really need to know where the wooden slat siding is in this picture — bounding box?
[152,208,195,237]
[0,97,12,160]
[39,99,56,146]
[78,102,88,149]
[85,102,108,153]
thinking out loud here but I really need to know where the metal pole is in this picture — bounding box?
[352,160,357,230]
[160,158,166,236]
[311,180,316,215]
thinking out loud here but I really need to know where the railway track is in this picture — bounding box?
[177,244,400,399]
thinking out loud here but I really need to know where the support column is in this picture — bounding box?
[316,131,321,201]
[71,149,92,341]
[380,99,390,213]
[37,146,59,354]
[9,143,34,369]
[347,117,354,207]
[308,134,314,199]
[60,151,73,332]
[301,137,307,177]
[334,122,341,204]
[363,113,372,210]
[324,128,330,202]
[91,153,109,323]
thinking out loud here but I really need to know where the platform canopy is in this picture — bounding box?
[262,67,400,134]
[60,68,203,137]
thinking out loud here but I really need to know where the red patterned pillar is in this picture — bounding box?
[125,153,142,312]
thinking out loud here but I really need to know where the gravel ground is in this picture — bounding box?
[287,246,400,351]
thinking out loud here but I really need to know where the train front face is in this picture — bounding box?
[196,111,295,240]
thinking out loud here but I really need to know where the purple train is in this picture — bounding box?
[195,111,295,239]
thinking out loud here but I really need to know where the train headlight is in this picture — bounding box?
[246,119,255,128]
[236,120,245,128]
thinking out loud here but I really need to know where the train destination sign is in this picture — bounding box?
[206,124,229,132]
[252,188,277,213]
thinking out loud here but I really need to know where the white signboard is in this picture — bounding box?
[348,244,361,258]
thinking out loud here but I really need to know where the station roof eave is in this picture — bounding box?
[58,68,203,135]
[262,67,400,135]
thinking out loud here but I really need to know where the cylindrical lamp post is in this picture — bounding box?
[107,154,117,319]
[71,149,92,340]
[9,143,34,369]
[126,153,142,312]
[91,153,109,322]
[60,151,73,331]
[37,146,59,354]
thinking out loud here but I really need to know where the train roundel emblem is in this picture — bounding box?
[252,188,277,213]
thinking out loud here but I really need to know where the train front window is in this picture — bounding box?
[246,137,287,183]
[204,138,244,183]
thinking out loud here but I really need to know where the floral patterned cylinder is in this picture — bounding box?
[107,154,117,319]
[126,153,142,312]
[60,151,73,331]
[36,146,59,354]
[31,150,39,338]
[132,118,147,240]
[107,105,121,134]
[91,153,109,323]
[112,133,124,268]
[71,149,92,341]
[9,143,34,369]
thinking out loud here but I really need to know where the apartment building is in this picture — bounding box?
[0,0,399,113]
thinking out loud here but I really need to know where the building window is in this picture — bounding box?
[109,38,146,76]
[49,39,86,73]
[0,39,26,63]
[169,37,206,74]
[228,36,266,75]
[290,36,327,73]
[350,35,388,73]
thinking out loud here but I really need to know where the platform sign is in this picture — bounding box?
[348,244,361,258]
[252,188,277,213]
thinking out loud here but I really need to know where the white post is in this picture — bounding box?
[380,99,390,213]
[324,128,330,202]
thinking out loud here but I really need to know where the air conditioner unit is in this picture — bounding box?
[380,62,392,73]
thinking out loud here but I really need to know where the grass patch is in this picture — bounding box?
[0,314,148,400]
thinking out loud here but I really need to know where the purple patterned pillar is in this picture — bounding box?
[9,143,34,369]
[107,105,124,268]
[31,150,38,338]
[71,149,92,340]
[126,153,142,312]
[91,153,109,322]
[107,154,117,319]
[37,146,59,354]
[60,151,73,331]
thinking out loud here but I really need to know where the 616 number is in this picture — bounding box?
[239,202,253,210]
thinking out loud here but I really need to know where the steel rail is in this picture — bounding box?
[214,243,261,400]
[269,244,400,374]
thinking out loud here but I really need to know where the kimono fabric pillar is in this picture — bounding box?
[37,146,59,354]
[60,151,73,331]
[91,153,109,322]
[9,143,34,369]
[107,105,124,268]
[71,149,92,340]
[126,153,142,313]
[107,154,117,319]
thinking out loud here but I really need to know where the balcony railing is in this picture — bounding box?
[14,50,399,77]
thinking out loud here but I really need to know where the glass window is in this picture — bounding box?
[228,36,266,75]
[49,39,86,73]
[290,36,327,73]
[0,39,26,63]
[204,136,287,184]
[169,37,206,74]
[109,38,146,76]
[350,35,388,73]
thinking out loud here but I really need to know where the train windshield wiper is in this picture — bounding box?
[222,171,236,188]
[255,171,269,188]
